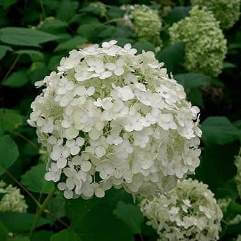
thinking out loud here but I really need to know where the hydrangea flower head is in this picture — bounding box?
[140,179,223,241]
[28,40,201,199]
[169,6,227,77]
[122,5,162,46]
[191,0,241,29]
[0,181,27,213]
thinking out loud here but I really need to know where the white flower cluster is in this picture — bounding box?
[140,179,223,241]
[0,181,27,213]
[28,40,201,199]
[236,235,241,241]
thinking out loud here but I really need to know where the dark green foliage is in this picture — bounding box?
[0,0,240,240]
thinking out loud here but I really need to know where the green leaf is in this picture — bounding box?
[16,50,44,62]
[0,221,8,241]
[28,62,49,83]
[113,201,144,234]
[48,55,63,71]
[77,23,105,41]
[2,70,29,87]
[38,18,68,34]
[57,0,78,22]
[67,198,134,241]
[196,142,239,192]
[50,229,81,241]
[32,231,53,241]
[10,236,30,241]
[21,163,54,193]
[0,45,12,59]
[133,40,155,53]
[0,212,50,232]
[1,0,16,9]
[55,36,87,51]
[0,27,58,47]
[156,43,185,73]
[0,135,19,176]
[0,108,23,131]
[175,73,211,89]
[165,7,190,24]
[201,117,241,145]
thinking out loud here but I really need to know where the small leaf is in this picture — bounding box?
[0,212,50,232]
[0,135,19,176]
[57,0,78,22]
[0,108,23,131]
[0,45,12,59]
[16,50,44,62]
[113,201,144,234]
[21,163,54,193]
[175,73,211,89]
[28,62,49,83]
[0,221,8,241]
[156,43,185,73]
[165,7,190,24]
[133,40,155,53]
[1,0,16,9]
[2,70,29,87]
[201,117,241,145]
[0,27,58,47]
[50,229,81,241]
[55,36,87,51]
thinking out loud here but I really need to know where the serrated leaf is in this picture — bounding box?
[0,27,58,47]
[0,45,12,59]
[50,229,81,241]
[0,212,50,232]
[156,43,185,73]
[16,50,44,62]
[2,70,29,87]
[0,135,19,176]
[55,36,87,51]
[113,201,144,234]
[0,108,23,131]
[201,117,241,145]
[21,163,54,193]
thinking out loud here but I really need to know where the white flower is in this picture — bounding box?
[0,181,28,213]
[140,179,223,241]
[28,40,201,199]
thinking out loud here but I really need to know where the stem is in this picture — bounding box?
[11,131,39,150]
[30,187,55,237]
[3,55,20,81]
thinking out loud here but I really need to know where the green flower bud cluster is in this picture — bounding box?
[88,2,107,18]
[169,6,227,77]
[123,5,162,46]
[0,181,27,213]
[191,0,241,29]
